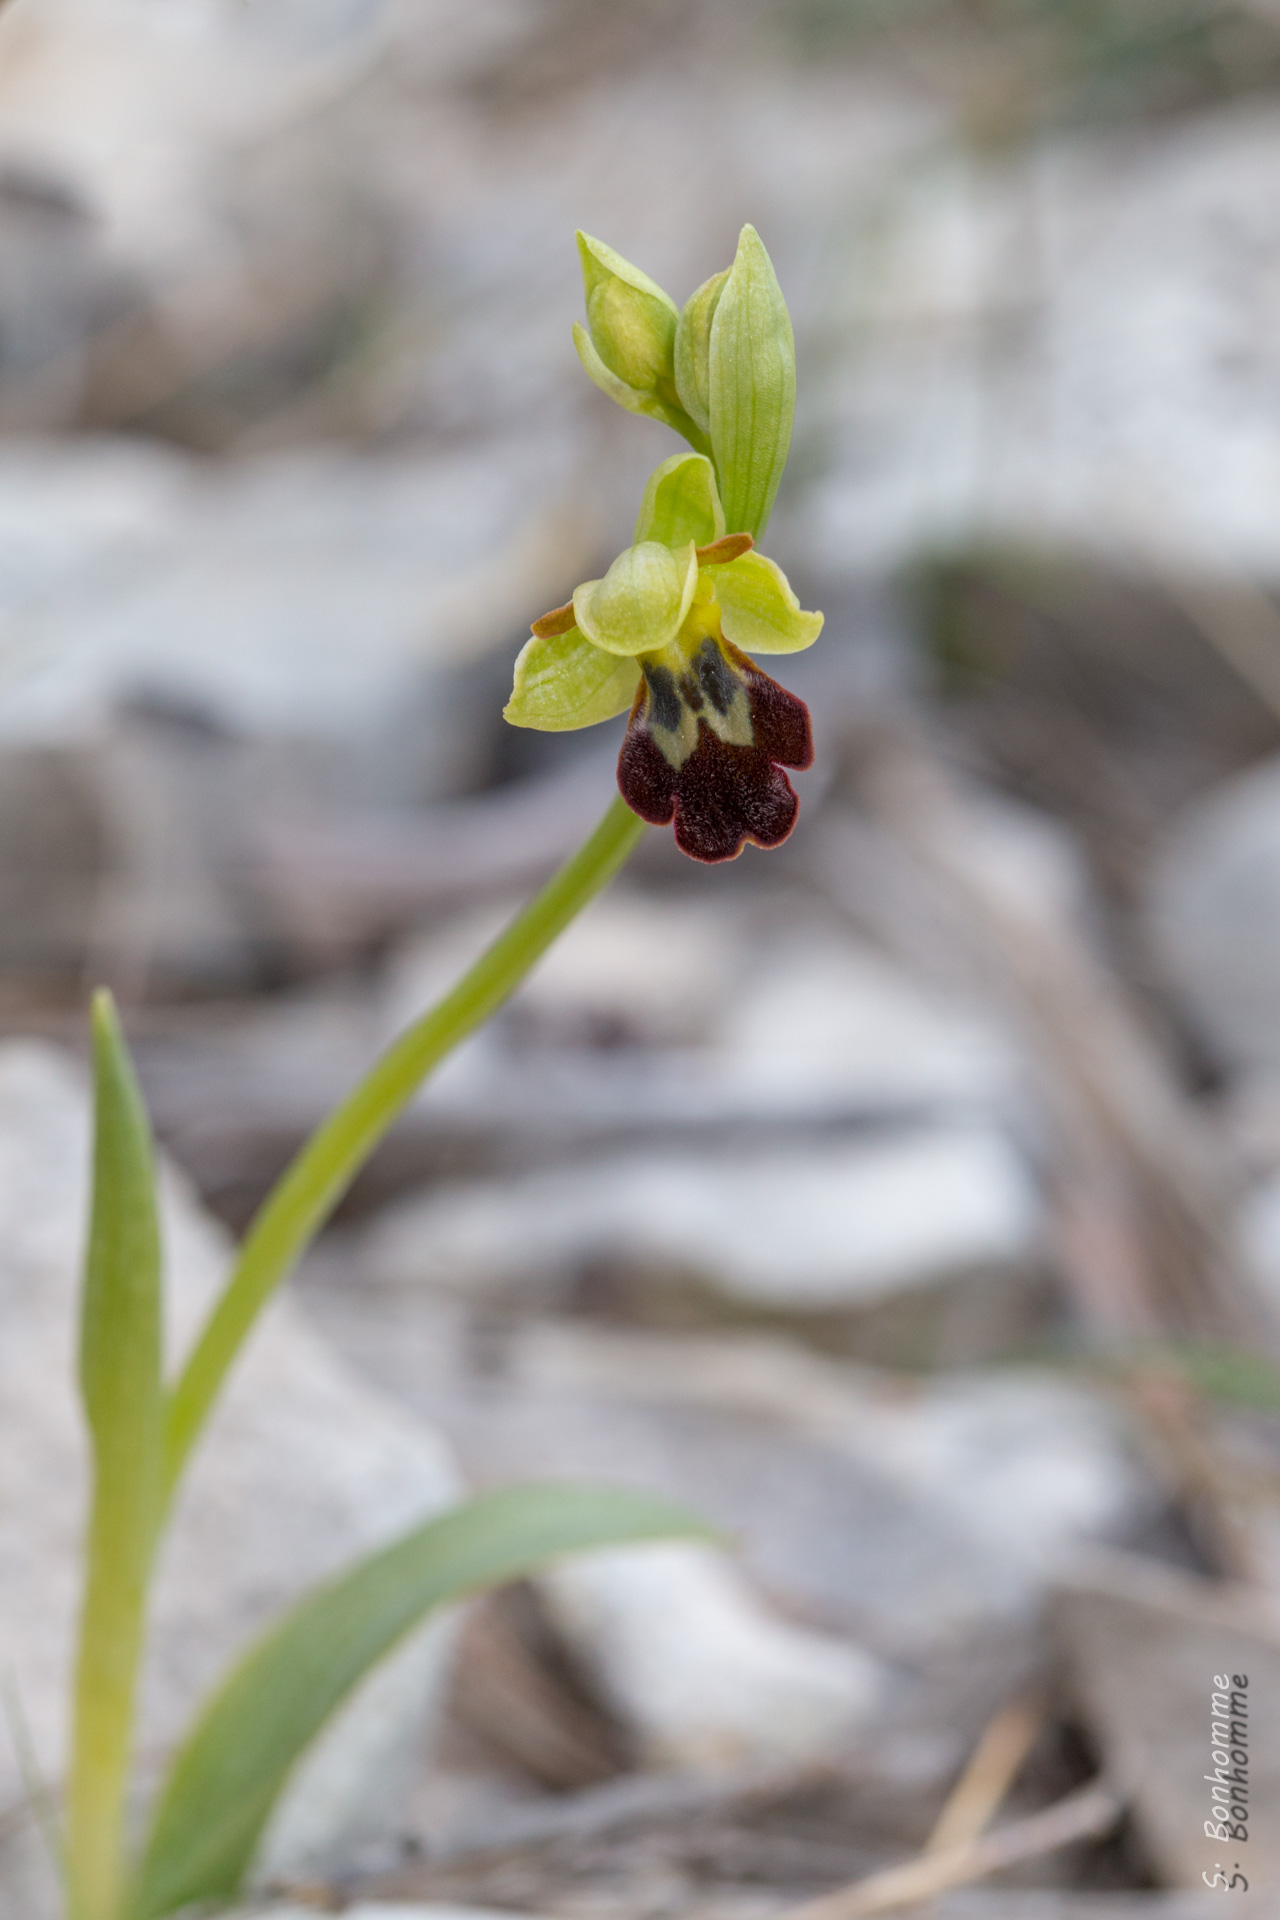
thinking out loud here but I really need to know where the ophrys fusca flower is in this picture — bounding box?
[505,452,821,862]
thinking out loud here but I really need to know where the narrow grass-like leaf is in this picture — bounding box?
[132,1483,709,1920]
[67,991,164,1920]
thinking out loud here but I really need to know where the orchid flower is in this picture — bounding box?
[507,225,823,862]
[506,453,821,861]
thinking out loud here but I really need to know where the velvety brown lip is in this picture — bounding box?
[617,643,813,863]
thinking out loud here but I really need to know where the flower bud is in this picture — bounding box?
[576,231,677,395]
[572,232,710,452]
[707,225,795,542]
[674,268,729,438]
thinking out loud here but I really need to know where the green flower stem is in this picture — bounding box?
[66,1470,152,1920]
[161,794,647,1514]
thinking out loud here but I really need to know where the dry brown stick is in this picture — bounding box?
[924,1693,1043,1855]
[777,1778,1121,1920]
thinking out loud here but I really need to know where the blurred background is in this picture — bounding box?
[5,0,1280,1913]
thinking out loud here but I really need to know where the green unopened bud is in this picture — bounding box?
[707,225,795,542]
[674,268,729,438]
[576,231,676,393]
[572,232,710,454]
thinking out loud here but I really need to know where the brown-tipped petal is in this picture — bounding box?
[694,531,754,566]
[530,600,577,638]
[616,646,812,863]
[617,709,679,827]
[729,642,813,768]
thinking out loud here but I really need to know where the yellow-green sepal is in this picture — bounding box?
[573,540,698,657]
[708,225,795,542]
[633,452,725,550]
[674,268,729,437]
[706,549,822,654]
[504,627,641,731]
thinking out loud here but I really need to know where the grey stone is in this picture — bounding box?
[1146,755,1280,1076]
[378,899,1025,1136]
[0,1042,462,1913]
[805,107,1280,578]
[358,1124,1040,1317]
[304,1290,1156,1663]
[1051,1552,1280,1903]
[0,433,605,981]
[0,436,577,763]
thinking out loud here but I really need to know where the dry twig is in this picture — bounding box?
[776,1778,1121,1920]
[924,1693,1043,1855]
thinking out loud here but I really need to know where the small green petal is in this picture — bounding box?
[709,225,795,542]
[576,231,678,394]
[633,453,725,550]
[504,627,641,731]
[706,549,823,655]
[574,541,698,657]
[674,268,729,437]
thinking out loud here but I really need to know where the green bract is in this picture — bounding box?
[674,269,729,439]
[571,225,795,542]
[708,226,795,544]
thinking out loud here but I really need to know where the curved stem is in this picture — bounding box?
[161,794,646,1513]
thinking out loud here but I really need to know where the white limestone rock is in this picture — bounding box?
[378,899,1024,1135]
[538,1542,885,1774]
[0,1041,462,1915]
[0,435,575,760]
[360,1123,1040,1312]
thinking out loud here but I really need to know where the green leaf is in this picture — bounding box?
[708,549,823,655]
[131,1484,709,1920]
[67,990,164,1920]
[505,626,641,730]
[633,452,725,550]
[708,225,795,542]
[574,539,698,656]
[80,991,163,1447]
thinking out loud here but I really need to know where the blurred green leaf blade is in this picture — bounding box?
[79,990,164,1448]
[131,1483,710,1919]
[68,990,164,1920]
